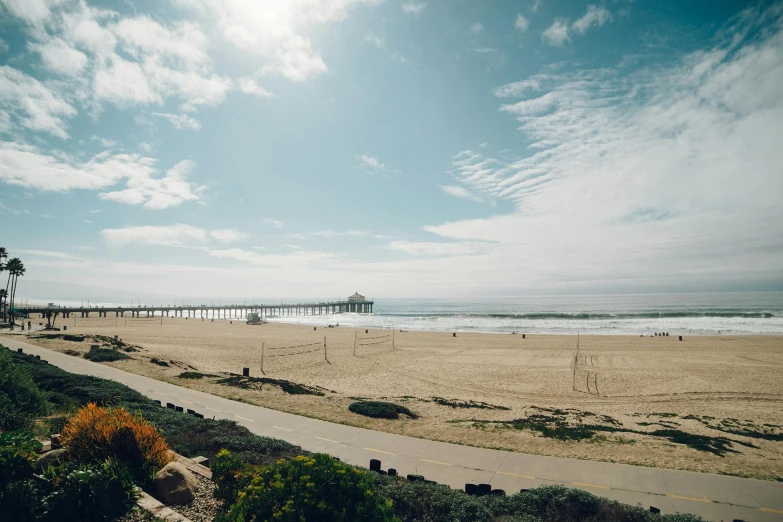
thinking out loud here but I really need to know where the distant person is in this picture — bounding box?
[28,320,31,330]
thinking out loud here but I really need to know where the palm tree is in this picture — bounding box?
[5,258,24,326]
[0,247,7,322]
[0,289,6,324]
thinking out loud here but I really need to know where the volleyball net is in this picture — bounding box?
[353,330,395,356]
[261,337,328,374]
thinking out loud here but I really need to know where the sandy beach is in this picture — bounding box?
[5,317,782,480]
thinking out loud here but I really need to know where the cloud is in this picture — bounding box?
[387,240,491,257]
[0,38,8,53]
[206,248,334,265]
[530,0,541,13]
[572,5,611,36]
[356,154,394,175]
[91,136,117,147]
[30,37,88,76]
[0,66,77,138]
[16,249,81,259]
[0,142,205,208]
[541,18,570,47]
[426,7,783,292]
[390,52,407,63]
[291,230,365,239]
[99,159,205,209]
[263,218,284,228]
[364,33,384,47]
[402,2,426,16]
[176,0,382,82]
[237,77,274,98]
[470,23,483,35]
[515,14,530,32]
[542,6,612,47]
[441,185,483,203]
[102,224,245,247]
[153,112,202,130]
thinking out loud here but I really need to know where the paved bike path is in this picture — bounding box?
[4,338,781,521]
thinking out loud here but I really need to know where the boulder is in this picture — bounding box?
[154,462,198,505]
[35,449,67,471]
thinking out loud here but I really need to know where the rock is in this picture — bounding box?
[192,456,209,467]
[35,449,67,471]
[154,462,198,505]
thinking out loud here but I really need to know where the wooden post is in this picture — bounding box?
[261,343,265,375]
[353,331,358,356]
[392,329,395,351]
[324,336,328,362]
[572,331,579,391]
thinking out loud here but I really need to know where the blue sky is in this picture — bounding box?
[1,0,782,301]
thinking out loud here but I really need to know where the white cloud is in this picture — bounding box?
[0,0,64,28]
[91,136,117,147]
[541,18,570,47]
[530,0,541,13]
[470,23,483,35]
[388,240,490,257]
[176,0,382,82]
[206,248,333,265]
[390,53,407,63]
[102,224,245,247]
[402,2,426,16]
[356,154,392,175]
[291,230,365,239]
[263,218,284,228]
[364,33,384,47]
[441,185,483,203]
[99,159,205,209]
[237,77,274,98]
[153,112,202,130]
[30,37,88,76]
[0,66,77,138]
[0,38,8,53]
[0,142,205,208]
[209,229,248,242]
[572,5,611,36]
[426,9,783,292]
[515,14,530,32]
[16,249,81,259]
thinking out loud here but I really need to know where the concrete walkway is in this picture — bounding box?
[4,338,782,522]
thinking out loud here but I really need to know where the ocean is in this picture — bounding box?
[22,292,783,336]
[267,292,783,336]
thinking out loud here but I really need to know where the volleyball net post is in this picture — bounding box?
[572,331,580,391]
[392,329,395,351]
[260,342,265,375]
[353,332,357,357]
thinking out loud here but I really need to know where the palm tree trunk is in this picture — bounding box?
[4,272,10,322]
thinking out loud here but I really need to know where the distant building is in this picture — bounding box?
[348,292,366,302]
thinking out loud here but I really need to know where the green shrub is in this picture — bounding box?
[211,448,249,506]
[349,401,418,420]
[0,349,48,429]
[63,335,86,342]
[40,458,138,522]
[7,349,301,466]
[150,358,169,367]
[178,371,218,379]
[83,349,129,363]
[217,453,396,522]
[0,478,42,522]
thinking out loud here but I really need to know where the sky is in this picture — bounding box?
[1,0,782,302]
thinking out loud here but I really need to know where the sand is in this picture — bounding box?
[5,316,783,480]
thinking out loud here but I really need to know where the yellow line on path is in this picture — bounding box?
[572,482,611,490]
[180,399,193,404]
[272,425,292,432]
[315,436,338,443]
[666,494,711,503]
[496,471,536,480]
[420,459,452,466]
[235,415,255,422]
[204,407,221,412]
[365,448,396,456]
[761,508,783,514]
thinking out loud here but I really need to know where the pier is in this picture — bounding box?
[17,299,374,320]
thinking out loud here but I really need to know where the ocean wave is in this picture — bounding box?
[379,311,776,320]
